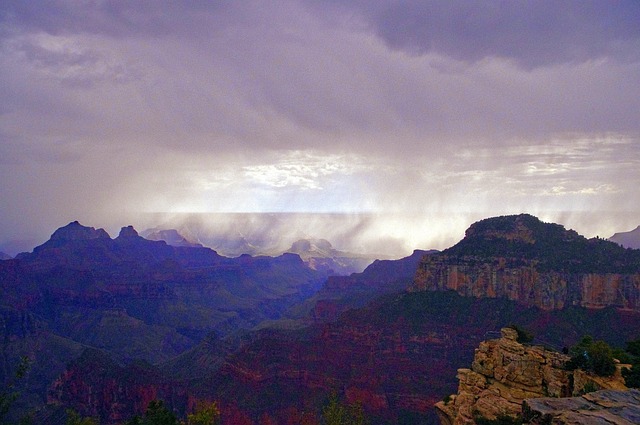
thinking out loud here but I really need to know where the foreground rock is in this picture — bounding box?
[435,328,628,425]
[523,389,640,425]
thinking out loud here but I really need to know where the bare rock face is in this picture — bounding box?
[413,255,640,310]
[523,389,640,425]
[435,328,628,425]
[412,214,640,311]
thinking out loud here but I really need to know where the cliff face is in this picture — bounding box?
[412,214,640,311]
[413,255,640,310]
[435,328,628,425]
[47,349,192,424]
[304,249,436,322]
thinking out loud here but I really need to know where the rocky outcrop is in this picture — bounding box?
[523,389,640,425]
[435,328,628,425]
[412,215,640,311]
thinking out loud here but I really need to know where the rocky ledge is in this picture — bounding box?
[435,328,628,425]
[523,388,640,425]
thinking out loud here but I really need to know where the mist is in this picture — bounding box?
[1,1,639,256]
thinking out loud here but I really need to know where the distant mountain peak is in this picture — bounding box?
[609,225,640,249]
[288,238,334,256]
[50,221,110,241]
[141,228,203,248]
[117,225,140,239]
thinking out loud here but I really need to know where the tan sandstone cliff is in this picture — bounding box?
[435,328,628,425]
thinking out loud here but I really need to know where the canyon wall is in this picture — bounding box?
[412,255,640,311]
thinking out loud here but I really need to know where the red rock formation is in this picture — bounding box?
[413,255,640,310]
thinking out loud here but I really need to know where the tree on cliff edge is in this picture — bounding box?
[322,394,366,425]
[566,336,616,377]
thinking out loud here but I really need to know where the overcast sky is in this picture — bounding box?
[1,1,639,254]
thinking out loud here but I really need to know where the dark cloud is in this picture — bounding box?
[309,0,640,68]
[0,1,233,39]
[0,1,639,254]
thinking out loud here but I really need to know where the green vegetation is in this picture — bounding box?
[66,409,98,425]
[566,336,616,377]
[474,413,522,425]
[0,356,30,424]
[623,363,640,388]
[626,338,640,356]
[126,400,177,425]
[186,401,220,425]
[322,394,367,425]
[124,400,221,425]
[611,348,634,365]
[579,381,600,395]
[507,324,534,344]
[622,337,640,388]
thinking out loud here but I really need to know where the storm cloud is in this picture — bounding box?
[1,1,639,255]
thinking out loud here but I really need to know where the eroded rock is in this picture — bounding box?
[435,328,628,425]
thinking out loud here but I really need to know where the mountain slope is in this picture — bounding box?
[50,291,640,424]
[3,222,329,354]
[609,225,640,249]
[287,249,436,323]
[0,221,330,420]
[413,214,640,310]
[285,238,377,275]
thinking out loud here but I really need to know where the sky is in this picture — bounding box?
[1,1,640,256]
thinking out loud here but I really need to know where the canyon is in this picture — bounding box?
[2,214,640,424]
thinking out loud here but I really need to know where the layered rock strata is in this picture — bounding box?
[412,214,640,311]
[413,255,640,310]
[435,328,628,425]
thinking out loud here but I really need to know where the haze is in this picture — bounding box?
[1,1,639,256]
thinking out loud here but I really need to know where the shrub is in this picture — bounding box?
[474,413,523,425]
[507,325,534,344]
[566,337,616,377]
[579,381,599,395]
[622,362,640,388]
